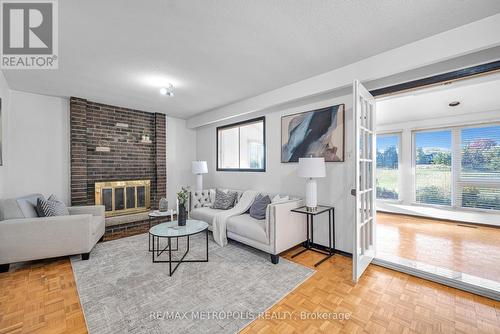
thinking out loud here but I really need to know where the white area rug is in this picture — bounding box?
[71,233,313,334]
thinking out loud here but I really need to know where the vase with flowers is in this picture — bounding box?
[177,186,189,226]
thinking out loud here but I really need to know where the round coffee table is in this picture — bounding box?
[149,219,209,276]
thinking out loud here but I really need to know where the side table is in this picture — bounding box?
[291,205,335,267]
[148,209,176,251]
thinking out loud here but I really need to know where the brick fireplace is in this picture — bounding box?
[70,97,166,210]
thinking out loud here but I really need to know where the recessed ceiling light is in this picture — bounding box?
[448,101,460,107]
[159,87,168,95]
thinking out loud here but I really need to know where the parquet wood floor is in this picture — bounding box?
[0,258,86,334]
[377,212,500,282]
[1,220,499,333]
[241,247,500,334]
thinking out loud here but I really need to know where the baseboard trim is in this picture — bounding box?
[372,257,500,301]
[377,210,500,229]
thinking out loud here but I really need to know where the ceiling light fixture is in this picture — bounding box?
[160,84,174,97]
[448,101,460,107]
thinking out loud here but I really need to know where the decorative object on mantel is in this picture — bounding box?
[95,139,111,152]
[159,198,169,212]
[281,104,345,162]
[141,133,152,144]
[191,160,208,190]
[297,157,326,211]
[176,186,189,226]
[95,146,111,152]
[115,122,129,128]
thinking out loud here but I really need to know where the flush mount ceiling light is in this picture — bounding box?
[448,101,460,107]
[160,83,174,97]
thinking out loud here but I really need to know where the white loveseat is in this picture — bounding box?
[190,189,306,263]
[0,194,105,272]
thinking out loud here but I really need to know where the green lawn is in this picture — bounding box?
[376,165,452,202]
[376,168,398,192]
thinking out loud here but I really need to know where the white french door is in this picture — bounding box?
[353,80,377,282]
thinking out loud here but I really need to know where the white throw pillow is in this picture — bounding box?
[272,194,289,203]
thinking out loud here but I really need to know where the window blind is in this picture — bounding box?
[458,125,500,211]
[414,130,452,206]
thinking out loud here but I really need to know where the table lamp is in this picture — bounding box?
[297,157,326,211]
[192,161,208,191]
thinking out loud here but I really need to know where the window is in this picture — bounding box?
[376,133,400,200]
[459,124,500,211]
[414,130,452,206]
[217,117,265,171]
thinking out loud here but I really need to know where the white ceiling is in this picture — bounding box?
[376,73,500,125]
[3,0,500,118]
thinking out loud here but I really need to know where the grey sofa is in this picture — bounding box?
[190,189,307,264]
[0,194,105,272]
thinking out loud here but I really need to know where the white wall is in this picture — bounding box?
[0,88,193,210]
[196,95,355,253]
[167,117,197,209]
[2,91,70,203]
[0,71,10,199]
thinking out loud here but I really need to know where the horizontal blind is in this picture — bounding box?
[414,130,452,206]
[458,124,500,211]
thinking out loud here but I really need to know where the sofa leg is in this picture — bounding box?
[82,253,90,260]
[0,263,9,273]
[270,254,279,264]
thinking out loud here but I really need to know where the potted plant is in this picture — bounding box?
[177,186,189,226]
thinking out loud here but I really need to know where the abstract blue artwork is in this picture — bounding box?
[281,104,344,162]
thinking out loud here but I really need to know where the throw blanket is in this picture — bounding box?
[212,190,258,247]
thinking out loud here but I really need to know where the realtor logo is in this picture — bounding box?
[1,0,58,69]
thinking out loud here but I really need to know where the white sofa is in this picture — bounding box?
[0,194,105,272]
[190,189,306,263]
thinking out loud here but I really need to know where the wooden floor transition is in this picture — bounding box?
[1,223,499,333]
[377,212,500,282]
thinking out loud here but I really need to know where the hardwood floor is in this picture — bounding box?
[242,248,500,334]
[1,229,499,333]
[377,212,500,282]
[0,258,86,334]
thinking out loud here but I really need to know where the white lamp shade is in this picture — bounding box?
[192,161,208,174]
[297,157,326,178]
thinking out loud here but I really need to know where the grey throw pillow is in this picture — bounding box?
[249,194,271,220]
[37,195,69,217]
[211,189,237,210]
[16,194,45,218]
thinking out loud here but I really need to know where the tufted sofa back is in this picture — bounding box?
[190,189,245,210]
[190,189,214,209]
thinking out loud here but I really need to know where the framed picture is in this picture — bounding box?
[281,103,345,162]
[0,98,2,166]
